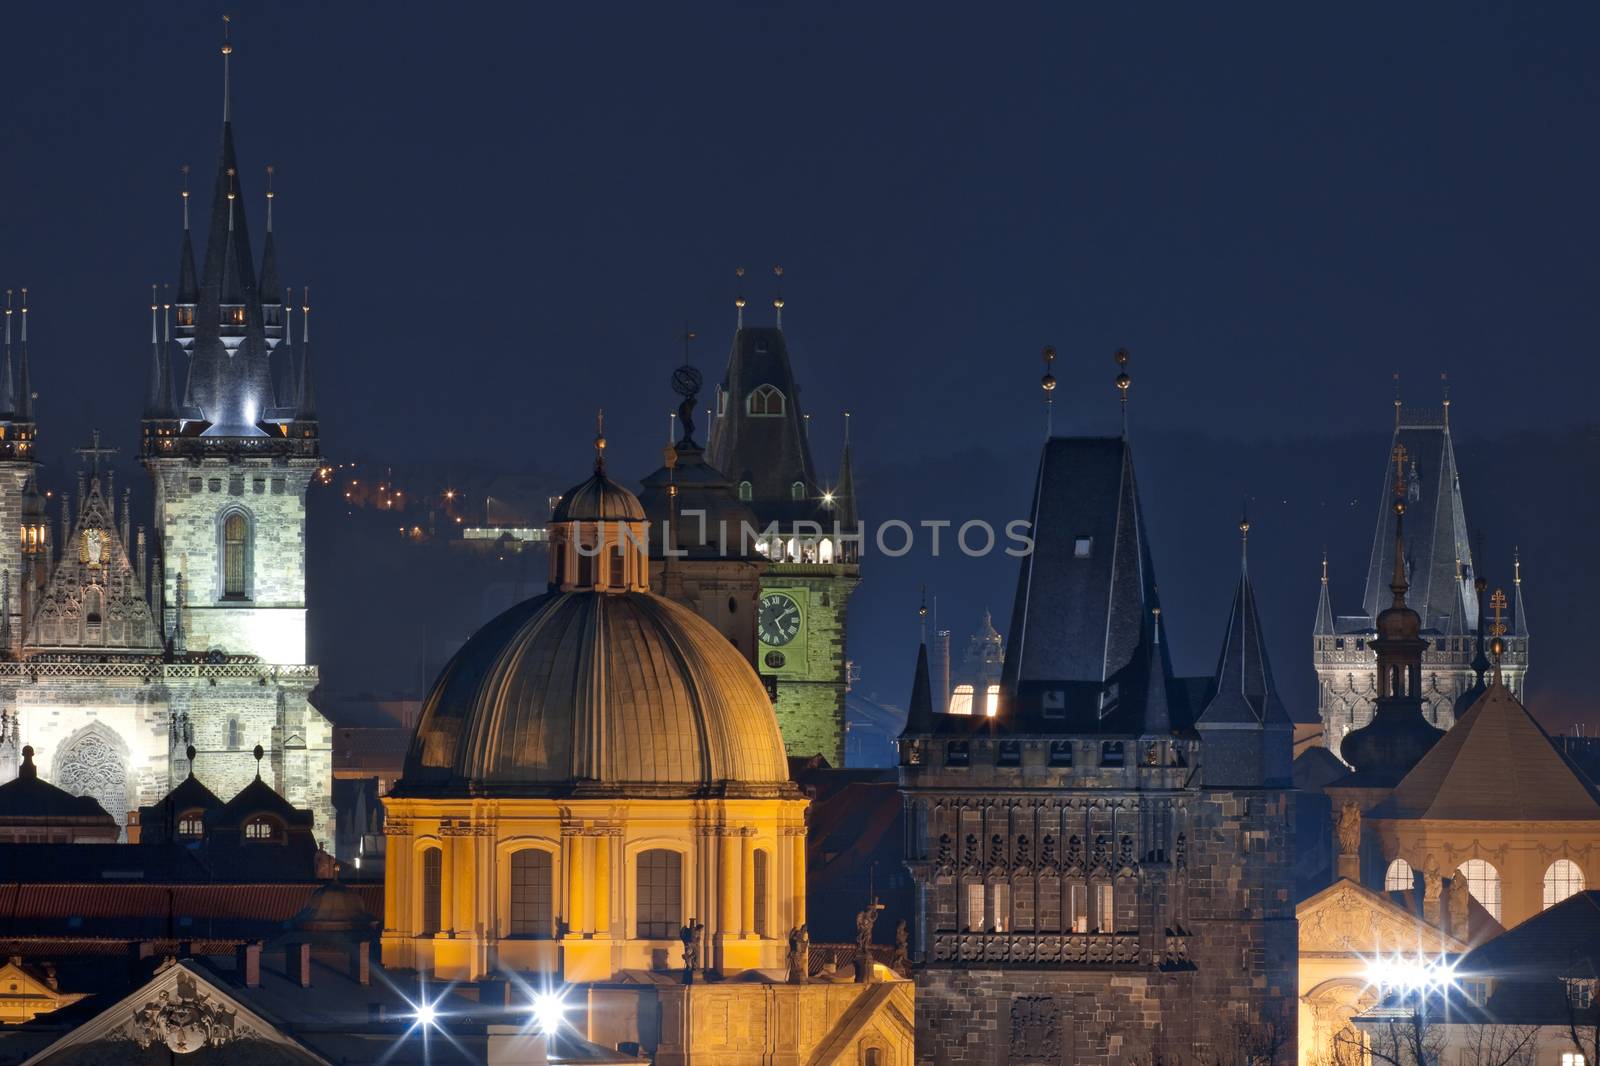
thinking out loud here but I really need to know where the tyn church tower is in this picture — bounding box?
[0,28,332,841]
[706,277,858,764]
[1313,392,1528,754]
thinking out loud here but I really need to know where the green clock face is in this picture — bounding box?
[758,592,802,647]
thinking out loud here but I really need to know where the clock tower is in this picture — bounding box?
[706,278,859,764]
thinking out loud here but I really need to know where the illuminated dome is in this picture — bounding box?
[399,590,792,795]
[550,470,646,523]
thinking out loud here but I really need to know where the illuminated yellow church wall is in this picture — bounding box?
[382,795,809,982]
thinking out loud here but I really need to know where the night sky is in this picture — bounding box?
[2,4,1596,732]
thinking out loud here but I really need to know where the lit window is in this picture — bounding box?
[1384,858,1415,892]
[984,683,1000,718]
[1566,979,1596,1010]
[948,684,975,717]
[177,812,204,839]
[176,306,195,327]
[1457,859,1502,923]
[1563,1052,1588,1065]
[222,512,249,599]
[420,848,443,934]
[509,849,553,937]
[1096,883,1114,933]
[1069,883,1088,933]
[990,883,1010,932]
[243,817,280,843]
[1545,859,1586,909]
[746,384,786,417]
[965,883,985,931]
[818,538,834,563]
[636,849,682,939]
[1073,535,1093,558]
[752,850,769,936]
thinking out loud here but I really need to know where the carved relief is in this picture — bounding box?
[1336,802,1361,855]
[1010,995,1059,1063]
[53,723,130,827]
[127,970,251,1053]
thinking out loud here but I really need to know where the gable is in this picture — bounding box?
[1297,879,1465,956]
[20,960,326,1065]
[26,477,160,653]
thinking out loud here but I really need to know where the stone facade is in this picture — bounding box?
[900,740,1298,1065]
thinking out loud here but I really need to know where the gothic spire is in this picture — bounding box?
[17,289,32,421]
[834,411,856,528]
[1512,549,1529,637]
[176,165,200,308]
[1,291,15,417]
[258,165,282,308]
[295,286,317,422]
[899,640,936,737]
[143,285,176,419]
[1199,514,1290,728]
[1314,549,1335,636]
[1142,605,1171,736]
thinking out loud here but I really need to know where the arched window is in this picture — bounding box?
[177,810,205,840]
[819,538,834,563]
[738,481,753,502]
[242,816,282,843]
[636,849,682,939]
[948,684,975,717]
[747,384,786,417]
[1384,857,1415,892]
[863,1049,882,1066]
[752,850,769,936]
[1457,859,1502,923]
[222,511,249,599]
[983,684,1001,718]
[790,481,806,501]
[420,848,443,935]
[227,718,240,750]
[510,849,554,937]
[1544,859,1586,910]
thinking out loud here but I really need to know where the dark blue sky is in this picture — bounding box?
[2,3,1596,727]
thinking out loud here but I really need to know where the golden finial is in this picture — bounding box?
[1040,345,1057,438]
[265,164,275,232]
[1489,588,1508,638]
[1391,443,1409,514]
[1321,546,1329,584]
[221,15,234,124]
[734,266,747,328]
[772,265,785,327]
[222,13,233,55]
[227,167,236,202]
[1152,604,1162,645]
[594,409,607,473]
[1514,547,1522,586]
[1393,371,1402,428]
[180,164,191,229]
[1440,371,1450,426]
[1238,501,1251,540]
[1114,347,1131,437]
[918,586,928,641]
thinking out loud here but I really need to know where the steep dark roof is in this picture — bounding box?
[638,441,760,559]
[898,642,935,737]
[1359,409,1476,633]
[706,327,837,525]
[1376,681,1600,821]
[998,437,1171,734]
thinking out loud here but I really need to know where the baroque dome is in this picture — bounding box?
[550,470,646,523]
[399,590,792,796]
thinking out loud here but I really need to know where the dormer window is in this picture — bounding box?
[176,306,195,327]
[177,810,205,839]
[790,481,805,501]
[1074,535,1093,558]
[747,385,786,417]
[243,816,283,843]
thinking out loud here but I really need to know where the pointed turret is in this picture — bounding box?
[834,410,857,528]
[0,292,15,418]
[142,286,176,419]
[175,165,200,346]
[16,291,32,423]
[1314,550,1334,636]
[293,286,317,426]
[258,165,285,349]
[1198,514,1293,786]
[900,642,936,738]
[1512,549,1529,638]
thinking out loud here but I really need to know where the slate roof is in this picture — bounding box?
[1376,681,1600,821]
[0,750,115,824]
[1199,540,1291,727]
[1358,409,1476,633]
[638,441,761,559]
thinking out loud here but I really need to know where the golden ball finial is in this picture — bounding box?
[1393,499,1406,517]
[1239,516,1251,537]
[222,41,233,56]
[1114,347,1129,368]
[735,295,746,309]
[773,296,785,310]
[1041,345,1057,393]
[1489,635,1505,660]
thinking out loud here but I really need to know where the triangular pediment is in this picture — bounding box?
[25,475,160,653]
[1297,878,1465,956]
[21,960,326,1065]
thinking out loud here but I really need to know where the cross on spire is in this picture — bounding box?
[1391,443,1409,502]
[75,430,119,480]
[1489,588,1508,638]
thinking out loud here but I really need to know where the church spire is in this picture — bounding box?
[17,289,32,422]
[899,596,937,738]
[1512,548,1529,637]
[294,287,317,423]
[143,286,170,418]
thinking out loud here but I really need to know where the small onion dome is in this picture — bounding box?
[1375,597,1422,642]
[400,590,793,796]
[551,471,646,523]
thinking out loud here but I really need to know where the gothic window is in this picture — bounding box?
[177,810,205,840]
[243,816,282,843]
[1095,882,1114,933]
[509,849,553,937]
[636,849,681,939]
[55,725,129,828]
[948,684,975,717]
[1383,857,1415,892]
[1069,883,1088,933]
[1049,741,1073,767]
[746,384,785,417]
[738,481,753,502]
[84,587,104,627]
[790,481,805,500]
[1457,859,1502,923]
[420,848,442,935]
[863,1049,882,1066]
[983,684,1000,718]
[945,741,969,767]
[1544,859,1585,910]
[990,883,1010,932]
[1100,741,1124,768]
[996,741,1021,767]
[227,719,241,750]
[965,883,985,931]
[752,849,769,936]
[221,511,250,600]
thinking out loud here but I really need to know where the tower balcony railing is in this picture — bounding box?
[928,930,1189,969]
